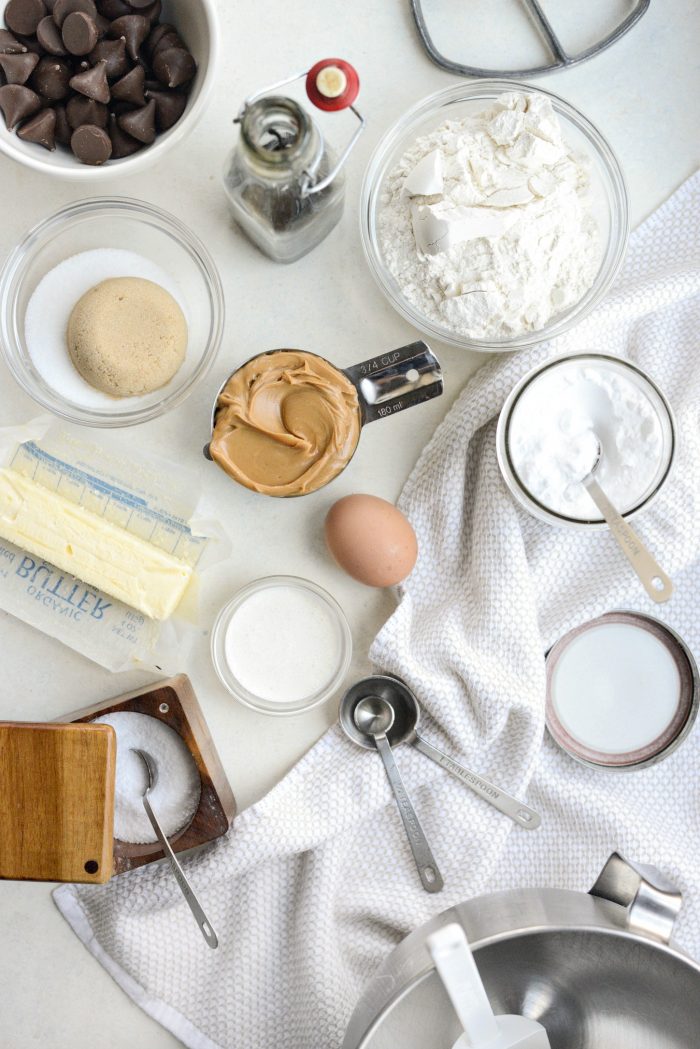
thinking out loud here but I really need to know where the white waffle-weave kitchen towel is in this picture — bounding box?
[55,172,700,1049]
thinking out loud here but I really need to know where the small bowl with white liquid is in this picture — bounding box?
[211,575,352,716]
[496,352,676,529]
[546,611,699,770]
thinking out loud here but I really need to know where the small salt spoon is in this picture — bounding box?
[131,748,219,949]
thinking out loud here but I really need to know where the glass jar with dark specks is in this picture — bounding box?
[223,95,345,264]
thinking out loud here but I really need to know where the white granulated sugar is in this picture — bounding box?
[25,248,185,410]
[378,92,602,340]
[508,359,665,519]
[94,711,201,845]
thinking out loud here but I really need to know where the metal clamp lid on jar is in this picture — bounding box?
[234,58,365,198]
[204,340,443,460]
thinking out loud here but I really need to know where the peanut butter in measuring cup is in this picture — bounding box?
[205,343,443,497]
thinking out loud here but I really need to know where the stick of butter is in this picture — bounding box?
[0,468,192,621]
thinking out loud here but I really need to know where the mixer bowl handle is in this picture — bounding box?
[589,851,682,945]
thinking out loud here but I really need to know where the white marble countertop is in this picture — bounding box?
[1,1,699,1044]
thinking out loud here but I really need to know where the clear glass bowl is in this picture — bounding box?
[0,197,225,427]
[210,575,353,716]
[496,353,676,529]
[360,80,629,353]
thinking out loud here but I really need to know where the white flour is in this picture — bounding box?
[507,358,667,519]
[378,92,602,340]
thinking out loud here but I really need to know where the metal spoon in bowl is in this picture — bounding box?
[353,697,444,894]
[581,436,672,604]
[131,748,219,949]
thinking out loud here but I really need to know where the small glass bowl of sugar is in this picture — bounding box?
[211,576,352,716]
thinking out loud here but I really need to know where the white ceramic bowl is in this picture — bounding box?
[0,0,218,179]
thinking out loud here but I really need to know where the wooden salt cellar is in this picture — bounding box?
[59,673,236,875]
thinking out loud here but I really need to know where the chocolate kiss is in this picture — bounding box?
[88,34,128,77]
[0,51,39,84]
[150,29,181,58]
[54,101,72,143]
[0,28,28,53]
[96,0,130,18]
[61,10,99,55]
[107,111,141,157]
[147,87,186,131]
[52,0,97,28]
[17,106,56,149]
[66,93,107,127]
[108,14,148,60]
[138,0,161,24]
[69,58,109,101]
[143,20,173,57]
[117,95,155,143]
[4,0,47,38]
[111,63,145,106]
[37,14,67,53]
[153,47,195,89]
[31,55,72,100]
[70,121,111,164]
[0,83,42,129]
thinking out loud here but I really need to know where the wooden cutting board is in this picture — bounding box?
[0,721,116,884]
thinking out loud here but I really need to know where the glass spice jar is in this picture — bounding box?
[223,96,345,264]
[222,59,364,264]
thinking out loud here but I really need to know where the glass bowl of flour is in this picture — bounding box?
[0,197,224,427]
[361,81,628,352]
[496,353,676,529]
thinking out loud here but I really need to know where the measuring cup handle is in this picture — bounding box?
[344,341,443,424]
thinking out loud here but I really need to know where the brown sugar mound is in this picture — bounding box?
[67,276,187,397]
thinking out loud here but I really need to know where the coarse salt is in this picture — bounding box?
[94,711,201,845]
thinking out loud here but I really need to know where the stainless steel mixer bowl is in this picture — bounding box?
[343,853,700,1049]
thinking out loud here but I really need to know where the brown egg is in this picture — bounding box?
[324,494,418,588]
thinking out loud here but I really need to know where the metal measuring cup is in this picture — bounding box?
[340,675,540,829]
[203,341,443,493]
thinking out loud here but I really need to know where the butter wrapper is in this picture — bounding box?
[0,417,227,672]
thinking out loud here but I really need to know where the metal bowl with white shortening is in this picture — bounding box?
[343,853,700,1049]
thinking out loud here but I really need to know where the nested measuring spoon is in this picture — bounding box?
[340,676,540,831]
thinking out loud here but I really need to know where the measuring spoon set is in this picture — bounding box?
[339,675,540,893]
